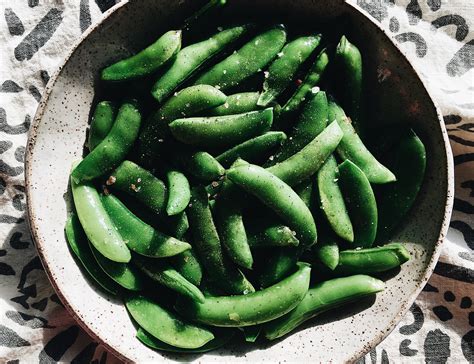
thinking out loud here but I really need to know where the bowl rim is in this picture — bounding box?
[25,0,454,362]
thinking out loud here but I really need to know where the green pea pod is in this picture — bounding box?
[214,160,253,270]
[263,275,384,340]
[165,169,191,216]
[207,92,261,116]
[328,99,396,184]
[216,132,287,168]
[164,212,190,240]
[194,25,287,91]
[109,160,167,215]
[176,151,225,182]
[294,179,313,208]
[338,160,378,248]
[227,164,316,246]
[175,262,310,327]
[246,220,299,248]
[134,255,205,303]
[317,155,354,242]
[376,130,426,241]
[125,294,214,349]
[70,169,131,263]
[65,213,121,295]
[136,327,235,353]
[187,186,255,295]
[88,101,116,151]
[258,35,321,107]
[242,325,261,343]
[267,120,344,187]
[333,243,410,276]
[281,48,329,117]
[171,249,203,287]
[101,194,191,258]
[90,244,144,291]
[270,90,328,164]
[151,25,250,102]
[314,241,339,271]
[259,247,299,288]
[335,36,365,136]
[101,30,182,81]
[169,108,274,149]
[72,102,142,183]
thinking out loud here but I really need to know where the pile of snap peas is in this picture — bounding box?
[65,0,427,353]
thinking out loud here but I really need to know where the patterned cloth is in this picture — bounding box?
[0,0,472,362]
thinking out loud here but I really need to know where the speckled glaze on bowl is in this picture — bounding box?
[25,0,454,362]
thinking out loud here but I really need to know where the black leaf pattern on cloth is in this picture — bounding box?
[406,0,422,25]
[444,114,462,125]
[95,0,117,13]
[427,0,441,12]
[28,85,41,102]
[399,303,424,335]
[5,311,53,329]
[461,180,474,197]
[395,32,427,57]
[432,15,469,42]
[459,251,474,262]
[7,360,19,364]
[450,221,474,250]
[389,17,400,33]
[434,262,474,283]
[4,8,24,36]
[423,283,439,292]
[447,39,474,77]
[449,134,474,147]
[0,250,6,257]
[72,342,98,364]
[0,177,5,195]
[14,146,25,163]
[40,70,50,85]
[9,231,30,250]
[39,326,80,364]
[453,198,474,215]
[0,262,15,276]
[356,0,389,22]
[424,329,451,363]
[0,109,31,135]
[15,8,63,61]
[458,123,474,132]
[0,324,30,347]
[31,298,48,311]
[432,306,454,322]
[28,0,39,8]
[0,160,23,177]
[462,330,474,361]
[17,256,43,291]
[0,140,13,153]
[454,153,474,166]
[1,80,23,93]
[12,194,26,212]
[0,215,24,224]
[399,339,418,356]
[80,0,92,33]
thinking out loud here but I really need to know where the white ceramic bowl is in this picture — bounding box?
[25,0,454,362]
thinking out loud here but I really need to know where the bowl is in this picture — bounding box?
[25,0,454,362]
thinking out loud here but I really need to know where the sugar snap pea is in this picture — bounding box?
[246,221,299,248]
[338,160,378,248]
[335,36,365,136]
[258,35,320,107]
[170,108,273,149]
[125,294,214,349]
[294,179,314,208]
[101,194,191,258]
[175,262,310,327]
[72,102,141,183]
[207,92,261,116]
[90,244,144,291]
[176,151,225,182]
[216,131,287,168]
[70,168,131,263]
[317,155,354,242]
[270,90,328,164]
[171,249,203,287]
[281,48,329,117]
[333,243,410,276]
[151,25,249,102]
[88,101,115,151]
[263,275,384,340]
[259,247,299,288]
[267,120,343,187]
[65,213,120,295]
[194,25,287,91]
[376,130,426,241]
[134,255,205,303]
[109,160,167,215]
[136,327,235,353]
[314,241,339,271]
[187,186,255,295]
[165,169,191,216]
[101,30,182,81]
[328,99,396,184]
[140,85,227,161]
[227,164,316,246]
[242,325,261,342]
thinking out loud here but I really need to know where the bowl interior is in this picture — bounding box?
[26,0,452,362]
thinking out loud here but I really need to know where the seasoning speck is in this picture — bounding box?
[106,175,116,186]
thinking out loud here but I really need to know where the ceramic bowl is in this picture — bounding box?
[25,0,454,362]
